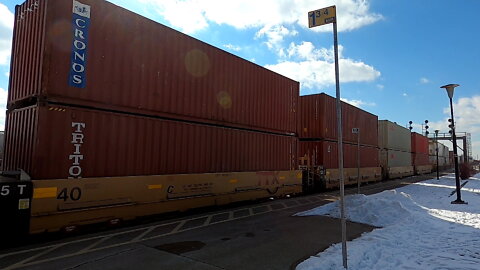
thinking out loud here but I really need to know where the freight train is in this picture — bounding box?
[1,0,448,237]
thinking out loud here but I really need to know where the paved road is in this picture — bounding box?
[0,173,439,270]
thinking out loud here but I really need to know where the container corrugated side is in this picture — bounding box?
[430,155,448,166]
[298,140,379,169]
[298,93,378,146]
[411,132,429,154]
[8,0,46,104]
[429,141,449,157]
[412,153,430,166]
[379,149,412,168]
[8,0,298,134]
[3,105,297,180]
[378,120,411,152]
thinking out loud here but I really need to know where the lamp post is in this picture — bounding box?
[440,84,466,204]
[435,130,439,180]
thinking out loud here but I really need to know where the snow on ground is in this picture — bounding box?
[296,173,480,270]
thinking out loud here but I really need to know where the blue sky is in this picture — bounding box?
[0,0,479,158]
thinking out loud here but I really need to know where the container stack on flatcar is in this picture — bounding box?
[429,141,451,171]
[378,120,414,178]
[5,0,299,179]
[411,132,432,174]
[298,93,381,189]
[3,0,302,234]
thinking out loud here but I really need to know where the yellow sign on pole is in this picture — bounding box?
[308,6,336,28]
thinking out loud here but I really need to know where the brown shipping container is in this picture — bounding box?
[9,0,298,134]
[411,132,429,154]
[298,94,378,146]
[3,105,297,180]
[412,153,430,166]
[298,140,379,169]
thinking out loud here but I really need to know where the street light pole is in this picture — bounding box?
[440,84,466,204]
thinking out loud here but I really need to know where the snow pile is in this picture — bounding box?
[296,173,480,270]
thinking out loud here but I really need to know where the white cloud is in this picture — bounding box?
[256,25,298,53]
[4,71,8,77]
[403,93,408,96]
[265,43,380,89]
[420,77,430,84]
[139,0,383,34]
[0,3,14,65]
[341,98,376,108]
[0,87,7,130]
[376,84,384,90]
[427,96,480,158]
[223,44,241,52]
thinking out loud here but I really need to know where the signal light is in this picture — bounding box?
[425,131,429,135]
[448,119,452,122]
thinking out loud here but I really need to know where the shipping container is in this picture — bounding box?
[378,120,411,152]
[9,0,298,134]
[298,140,379,169]
[3,104,297,180]
[298,93,378,146]
[412,153,430,166]
[411,132,429,154]
[379,149,412,168]
[429,141,449,157]
[430,155,448,167]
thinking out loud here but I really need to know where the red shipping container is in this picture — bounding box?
[298,140,379,169]
[298,94,378,146]
[412,153,430,166]
[9,0,298,134]
[3,104,297,180]
[411,132,429,154]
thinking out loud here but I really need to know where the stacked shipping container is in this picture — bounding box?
[4,0,299,180]
[8,0,298,135]
[298,93,378,146]
[378,120,414,178]
[429,141,451,169]
[297,93,381,187]
[410,132,432,174]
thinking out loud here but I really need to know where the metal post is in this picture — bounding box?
[357,130,360,194]
[333,20,348,269]
[435,131,439,180]
[449,97,465,204]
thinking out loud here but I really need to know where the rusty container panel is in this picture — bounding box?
[411,132,429,154]
[298,93,378,146]
[3,105,297,180]
[8,0,298,134]
[298,140,379,169]
[412,153,430,166]
[378,120,411,152]
[379,149,412,168]
[8,0,46,104]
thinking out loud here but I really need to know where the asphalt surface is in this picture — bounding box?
[0,173,440,270]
